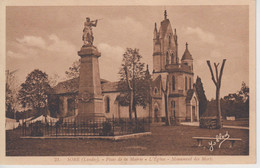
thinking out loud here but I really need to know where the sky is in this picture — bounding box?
[6,6,249,99]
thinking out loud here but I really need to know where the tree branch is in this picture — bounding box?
[214,63,219,85]
[218,59,227,87]
[207,60,217,86]
[124,66,133,90]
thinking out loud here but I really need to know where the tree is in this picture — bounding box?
[49,73,61,87]
[222,82,249,118]
[206,59,226,128]
[65,59,80,79]
[118,48,150,120]
[195,76,208,117]
[18,69,52,116]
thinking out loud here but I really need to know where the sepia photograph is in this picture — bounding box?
[1,0,256,165]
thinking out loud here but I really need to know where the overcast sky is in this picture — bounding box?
[6,6,249,99]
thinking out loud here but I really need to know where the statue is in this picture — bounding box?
[82,17,98,46]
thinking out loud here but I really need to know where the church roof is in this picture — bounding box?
[53,77,79,94]
[159,19,170,39]
[152,75,161,88]
[186,89,195,102]
[52,77,115,95]
[181,43,193,61]
[102,81,120,93]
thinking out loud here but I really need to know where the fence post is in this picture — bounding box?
[74,120,76,136]
[112,115,115,135]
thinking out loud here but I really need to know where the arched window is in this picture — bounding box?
[105,97,110,113]
[171,100,176,118]
[185,76,187,90]
[154,87,158,94]
[166,51,169,65]
[171,53,174,64]
[171,101,175,108]
[172,76,175,91]
[189,77,191,89]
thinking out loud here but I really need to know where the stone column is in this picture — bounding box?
[77,46,103,119]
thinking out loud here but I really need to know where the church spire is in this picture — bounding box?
[164,10,167,20]
[181,42,193,61]
[154,22,157,32]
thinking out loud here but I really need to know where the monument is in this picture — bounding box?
[77,17,103,119]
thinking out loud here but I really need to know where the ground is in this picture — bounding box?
[6,123,249,156]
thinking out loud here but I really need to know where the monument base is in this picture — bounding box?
[77,45,103,119]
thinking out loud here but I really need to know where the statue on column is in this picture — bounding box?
[82,17,98,46]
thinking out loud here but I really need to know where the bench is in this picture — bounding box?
[192,137,242,148]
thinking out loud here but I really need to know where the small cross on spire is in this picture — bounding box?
[164,10,167,20]
[186,42,188,49]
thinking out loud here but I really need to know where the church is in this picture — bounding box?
[49,11,199,123]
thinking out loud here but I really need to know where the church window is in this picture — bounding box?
[185,76,187,90]
[154,87,158,94]
[171,100,175,108]
[166,51,169,64]
[172,76,175,91]
[105,96,110,113]
[171,100,176,118]
[189,77,191,89]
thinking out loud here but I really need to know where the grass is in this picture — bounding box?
[6,125,249,156]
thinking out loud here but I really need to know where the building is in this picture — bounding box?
[49,11,199,122]
[151,11,199,122]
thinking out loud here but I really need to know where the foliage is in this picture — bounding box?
[48,73,61,87]
[48,94,60,118]
[18,69,52,115]
[195,76,208,117]
[207,82,249,118]
[221,82,249,118]
[65,60,80,79]
[118,48,151,108]
[101,121,114,136]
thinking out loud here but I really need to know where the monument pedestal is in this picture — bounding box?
[77,46,103,119]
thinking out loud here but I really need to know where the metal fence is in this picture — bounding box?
[20,117,150,137]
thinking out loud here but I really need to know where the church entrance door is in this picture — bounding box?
[192,106,196,122]
[154,108,159,122]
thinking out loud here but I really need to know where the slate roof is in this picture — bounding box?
[181,48,193,61]
[52,77,115,95]
[53,77,79,94]
[101,81,120,93]
[152,75,161,88]
[159,19,170,39]
[186,89,194,102]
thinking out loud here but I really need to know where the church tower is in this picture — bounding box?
[181,42,193,71]
[153,10,179,74]
[152,10,198,123]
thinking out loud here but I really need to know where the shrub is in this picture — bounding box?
[30,121,43,136]
[101,122,114,136]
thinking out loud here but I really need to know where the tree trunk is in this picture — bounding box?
[164,93,170,126]
[216,88,222,128]
[207,59,226,129]
[129,89,133,120]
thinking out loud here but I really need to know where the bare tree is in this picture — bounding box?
[206,59,226,128]
[161,75,170,126]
